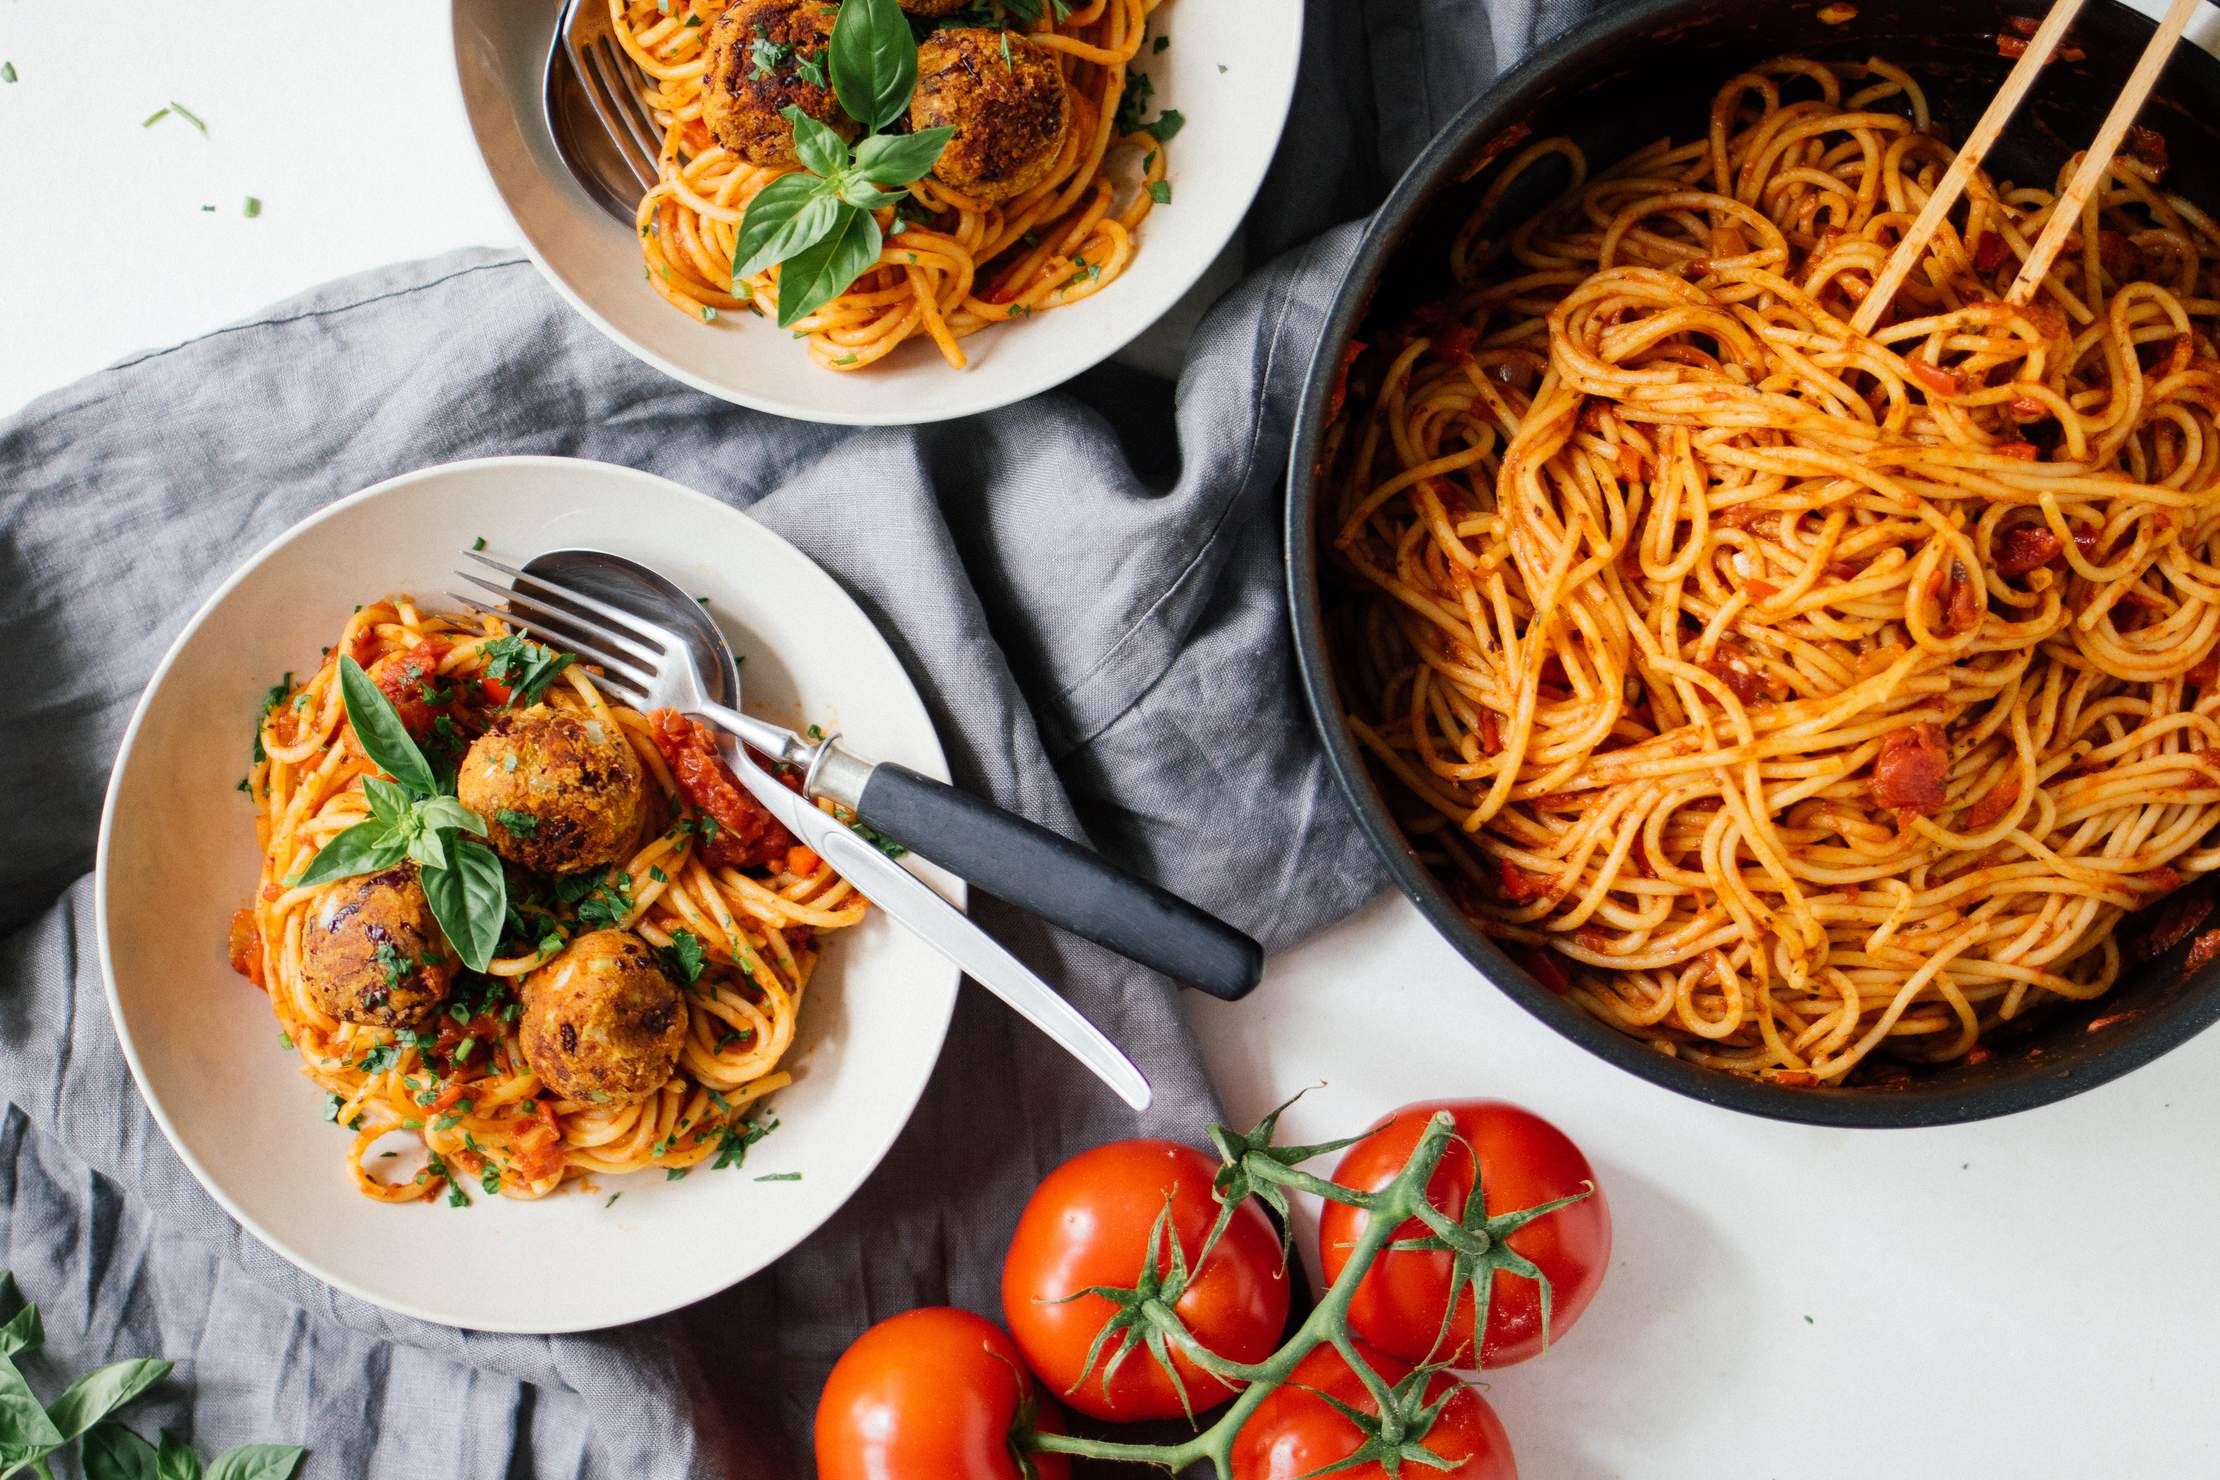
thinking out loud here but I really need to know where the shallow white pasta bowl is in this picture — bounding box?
[95,456,961,1332]
[449,0,1303,424]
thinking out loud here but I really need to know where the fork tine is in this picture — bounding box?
[447,594,652,705]
[565,37,658,191]
[452,576,661,688]
[461,550,675,657]
[586,39,665,187]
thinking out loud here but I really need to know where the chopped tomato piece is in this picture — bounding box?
[1911,360,1963,396]
[1993,440,2040,461]
[1962,775,2020,829]
[1498,860,1555,903]
[2144,866,2185,895]
[1874,724,1949,816]
[227,907,264,989]
[647,709,797,869]
[1995,524,2062,575]
[1972,231,2007,272]
[785,846,821,877]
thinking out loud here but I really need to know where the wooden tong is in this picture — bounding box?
[1849,0,2201,336]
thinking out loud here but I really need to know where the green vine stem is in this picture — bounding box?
[1020,1110,1469,1478]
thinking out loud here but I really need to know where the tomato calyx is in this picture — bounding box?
[1049,1193,1247,1423]
[1295,1361,1468,1478]
[1393,1160,1598,1363]
[1206,1088,1376,1268]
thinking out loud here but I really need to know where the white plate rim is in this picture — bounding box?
[92,454,962,1332]
[446,0,1305,426]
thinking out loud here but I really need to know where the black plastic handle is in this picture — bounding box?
[852,763,1263,1000]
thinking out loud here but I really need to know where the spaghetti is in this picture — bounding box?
[233,598,865,1202]
[1324,56,2220,1083]
[616,0,1169,370]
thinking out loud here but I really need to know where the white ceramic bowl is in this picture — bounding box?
[450,0,1303,424]
[96,457,961,1332]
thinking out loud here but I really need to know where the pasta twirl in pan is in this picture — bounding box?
[1325,56,2220,1085]
[235,595,867,1203]
[616,0,1174,371]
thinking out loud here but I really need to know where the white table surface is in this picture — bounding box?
[6,4,2219,1477]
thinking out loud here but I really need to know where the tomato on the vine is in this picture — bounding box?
[1230,1342,1516,1480]
[1002,1138,1290,1421]
[1319,1099,1609,1367]
[814,1307,1069,1480]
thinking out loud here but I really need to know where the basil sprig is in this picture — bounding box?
[289,657,507,972]
[0,1272,304,1480]
[731,0,955,327]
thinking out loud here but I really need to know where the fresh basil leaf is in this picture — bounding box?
[413,796,487,837]
[46,1359,172,1442]
[362,776,411,827]
[204,1445,306,1480]
[405,822,449,874]
[422,838,507,973]
[288,818,406,888]
[83,1423,161,1480]
[834,178,903,210]
[337,657,435,795]
[852,127,952,187]
[828,0,915,133]
[0,1275,38,1358]
[156,1431,202,1480]
[732,172,842,282]
[775,206,882,327]
[784,105,849,180]
[0,1352,63,1456]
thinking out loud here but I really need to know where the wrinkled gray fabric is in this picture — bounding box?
[0,1,1599,1473]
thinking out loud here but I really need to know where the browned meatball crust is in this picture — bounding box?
[911,28,1072,204]
[458,705,646,876]
[519,930,686,1106]
[300,866,456,1030]
[702,0,856,169]
[898,0,973,14]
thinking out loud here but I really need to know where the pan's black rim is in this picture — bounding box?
[1282,0,2220,1128]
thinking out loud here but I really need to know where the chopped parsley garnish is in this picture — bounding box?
[453,1036,478,1064]
[479,633,576,707]
[278,1032,294,1049]
[570,869,636,931]
[1113,70,1156,134]
[357,1042,400,1074]
[1148,179,1172,205]
[1153,34,1169,53]
[481,1166,502,1195]
[795,50,828,87]
[1141,108,1184,143]
[605,1192,621,1208]
[754,1172,801,1182]
[495,808,539,837]
[251,671,292,764]
[665,1167,690,1182]
[711,1115,779,1172]
[374,941,411,990]
[2,62,17,83]
[471,535,487,551]
[244,195,262,218]
[749,31,795,79]
[322,1092,345,1123]
[659,929,708,985]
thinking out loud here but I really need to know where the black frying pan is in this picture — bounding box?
[1284,0,2220,1127]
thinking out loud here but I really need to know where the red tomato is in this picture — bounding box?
[1319,1100,1609,1368]
[1231,1342,1516,1480]
[815,1307,1068,1480]
[1002,1139,1290,1421]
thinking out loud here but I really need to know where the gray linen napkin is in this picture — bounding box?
[0,2,1597,1473]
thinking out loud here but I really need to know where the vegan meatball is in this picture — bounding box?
[911,28,1072,204]
[458,705,647,875]
[519,930,686,1106]
[300,865,456,1031]
[702,0,855,169]
[898,0,972,14]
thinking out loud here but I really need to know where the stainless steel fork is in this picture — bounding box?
[546,0,665,224]
[451,550,1157,1111]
